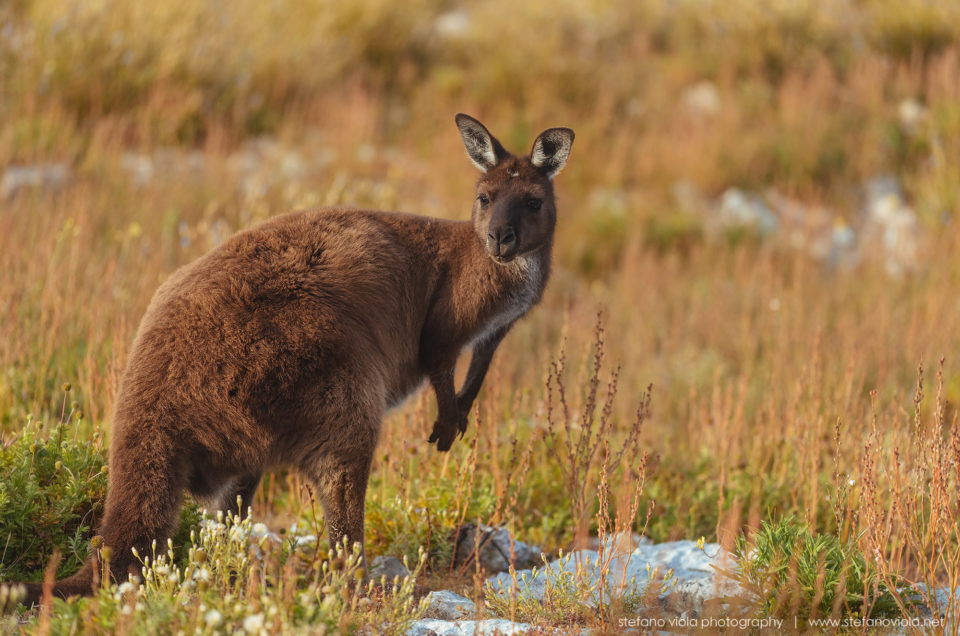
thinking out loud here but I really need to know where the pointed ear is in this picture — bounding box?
[530,127,575,179]
[455,113,509,173]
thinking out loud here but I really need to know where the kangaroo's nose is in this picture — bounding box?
[487,227,516,252]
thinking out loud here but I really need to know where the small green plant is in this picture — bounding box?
[725,516,901,622]
[0,410,107,581]
[365,495,456,570]
[485,551,595,627]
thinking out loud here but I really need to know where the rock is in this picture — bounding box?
[766,190,857,268]
[370,555,410,581]
[434,9,471,39]
[424,590,477,620]
[2,163,69,199]
[406,618,533,636]
[452,524,539,574]
[715,188,779,236]
[120,153,155,186]
[586,532,649,552]
[681,81,721,117]
[898,98,927,134]
[486,539,743,611]
[861,175,920,277]
[902,583,960,618]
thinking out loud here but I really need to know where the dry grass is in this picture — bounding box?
[3,0,960,632]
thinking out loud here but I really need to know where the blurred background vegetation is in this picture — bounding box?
[3,0,960,616]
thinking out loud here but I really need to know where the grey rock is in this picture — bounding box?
[681,81,721,117]
[861,175,920,277]
[716,188,779,235]
[424,590,477,620]
[370,555,410,581]
[452,524,539,574]
[434,9,471,39]
[587,532,649,552]
[2,163,68,199]
[486,539,744,611]
[406,618,533,636]
[120,153,155,186]
[766,190,857,268]
[902,583,960,618]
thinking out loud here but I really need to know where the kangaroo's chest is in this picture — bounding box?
[469,255,544,347]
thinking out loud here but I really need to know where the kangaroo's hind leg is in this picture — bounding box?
[300,410,379,569]
[97,428,190,583]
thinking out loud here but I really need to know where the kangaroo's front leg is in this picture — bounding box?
[455,326,509,433]
[428,368,461,451]
[428,326,509,451]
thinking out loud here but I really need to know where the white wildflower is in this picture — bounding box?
[243,613,264,633]
[204,609,222,626]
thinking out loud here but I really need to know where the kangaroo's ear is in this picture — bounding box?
[455,113,509,173]
[530,127,575,179]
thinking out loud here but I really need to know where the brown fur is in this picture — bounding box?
[15,115,574,604]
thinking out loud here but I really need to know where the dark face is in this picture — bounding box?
[455,113,573,264]
[472,156,556,264]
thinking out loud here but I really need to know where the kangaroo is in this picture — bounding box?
[14,114,573,605]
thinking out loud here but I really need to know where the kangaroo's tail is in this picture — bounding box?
[12,415,186,609]
[18,559,96,607]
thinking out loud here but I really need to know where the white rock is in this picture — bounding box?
[716,188,779,235]
[120,153,154,186]
[486,539,742,611]
[898,98,927,133]
[2,163,69,199]
[682,81,721,117]
[435,10,471,39]
[861,175,920,276]
[424,590,477,620]
[406,618,534,636]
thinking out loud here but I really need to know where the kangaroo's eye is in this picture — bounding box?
[477,194,489,205]
[526,198,542,210]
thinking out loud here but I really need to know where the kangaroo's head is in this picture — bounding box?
[455,114,574,265]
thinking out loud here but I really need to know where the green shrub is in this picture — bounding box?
[726,516,901,622]
[0,415,107,581]
[365,496,456,570]
[0,410,201,582]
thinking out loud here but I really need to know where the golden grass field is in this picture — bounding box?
[2,0,960,632]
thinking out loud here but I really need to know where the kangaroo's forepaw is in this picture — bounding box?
[428,418,457,451]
